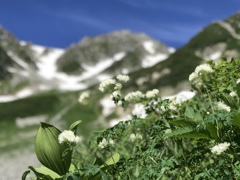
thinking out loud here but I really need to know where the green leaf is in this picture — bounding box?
[169,119,196,128]
[35,122,72,176]
[28,166,53,180]
[177,131,210,139]
[22,170,30,180]
[206,123,218,140]
[231,113,240,127]
[237,84,240,98]
[220,93,238,109]
[166,127,194,138]
[69,120,82,134]
[102,152,120,167]
[185,106,195,119]
[29,166,61,179]
[166,127,210,139]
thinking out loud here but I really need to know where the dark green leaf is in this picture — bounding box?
[237,84,240,97]
[169,119,196,128]
[206,123,218,140]
[231,113,240,127]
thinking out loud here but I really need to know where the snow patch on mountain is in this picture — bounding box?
[142,53,168,68]
[168,47,176,53]
[16,115,47,128]
[143,41,155,54]
[164,91,196,103]
[206,51,221,61]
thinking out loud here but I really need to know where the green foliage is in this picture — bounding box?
[24,58,240,179]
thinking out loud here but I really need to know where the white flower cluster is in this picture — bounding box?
[124,91,145,102]
[168,100,179,111]
[99,79,116,92]
[146,89,159,99]
[129,133,143,142]
[110,90,121,99]
[78,91,90,104]
[229,91,237,97]
[210,142,230,155]
[189,72,197,82]
[58,130,82,144]
[99,75,130,92]
[117,74,130,82]
[215,101,231,112]
[114,83,122,90]
[189,64,213,81]
[98,138,115,149]
[237,78,240,84]
[195,64,214,74]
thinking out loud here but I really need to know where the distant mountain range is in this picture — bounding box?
[1,12,240,179]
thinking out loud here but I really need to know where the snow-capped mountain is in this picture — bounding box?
[0,29,173,102]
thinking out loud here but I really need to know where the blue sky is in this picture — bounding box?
[0,0,239,49]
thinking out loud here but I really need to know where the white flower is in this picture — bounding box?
[117,100,123,106]
[189,72,197,81]
[98,138,114,149]
[98,138,108,149]
[78,91,90,104]
[110,91,121,100]
[109,139,115,145]
[195,64,213,75]
[211,142,230,155]
[114,83,122,90]
[229,91,237,97]
[168,100,178,111]
[124,91,144,102]
[132,104,148,118]
[117,74,130,82]
[99,79,116,92]
[146,89,159,99]
[237,79,240,84]
[129,133,143,142]
[58,130,82,144]
[216,101,231,112]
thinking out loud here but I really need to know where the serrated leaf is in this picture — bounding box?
[231,113,240,127]
[206,123,218,140]
[185,106,195,119]
[195,112,203,121]
[166,127,210,139]
[169,119,196,128]
[69,120,82,134]
[177,131,210,139]
[101,152,120,168]
[166,127,194,138]
[35,122,72,176]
